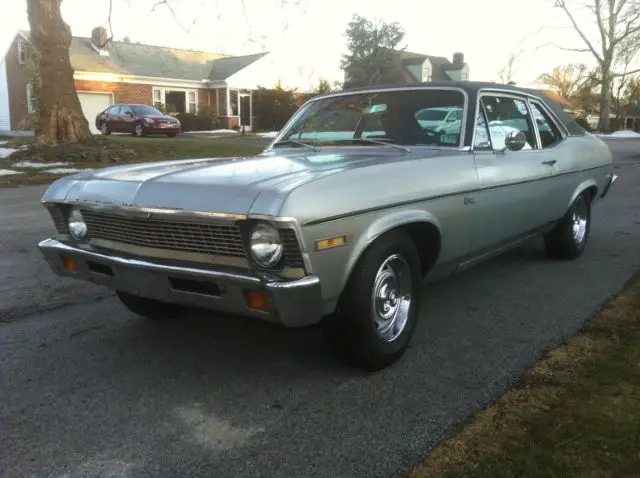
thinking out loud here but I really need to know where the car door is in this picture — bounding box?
[119,105,135,134]
[107,105,122,132]
[470,92,557,254]
[526,98,574,221]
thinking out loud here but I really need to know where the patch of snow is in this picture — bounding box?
[13,161,70,168]
[42,168,93,174]
[0,169,23,176]
[0,141,7,145]
[0,147,18,158]
[257,131,279,138]
[596,130,640,139]
[189,129,239,134]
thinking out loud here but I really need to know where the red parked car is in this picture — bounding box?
[95,103,182,137]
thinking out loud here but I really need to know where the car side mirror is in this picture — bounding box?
[503,131,527,152]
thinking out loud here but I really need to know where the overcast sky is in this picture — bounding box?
[1,0,633,85]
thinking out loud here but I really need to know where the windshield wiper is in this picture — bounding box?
[340,138,411,153]
[272,139,319,152]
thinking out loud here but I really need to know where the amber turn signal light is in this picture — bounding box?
[61,255,77,272]
[244,290,270,311]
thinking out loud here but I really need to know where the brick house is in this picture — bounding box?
[1,28,319,133]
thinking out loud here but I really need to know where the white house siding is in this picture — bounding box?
[446,64,470,81]
[0,58,10,131]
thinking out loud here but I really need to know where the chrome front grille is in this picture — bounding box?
[80,209,247,258]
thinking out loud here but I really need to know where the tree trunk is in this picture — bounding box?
[597,69,612,132]
[27,0,91,143]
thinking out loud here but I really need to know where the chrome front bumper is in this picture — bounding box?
[601,172,618,199]
[38,238,325,327]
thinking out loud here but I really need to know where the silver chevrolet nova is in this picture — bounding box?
[39,81,617,371]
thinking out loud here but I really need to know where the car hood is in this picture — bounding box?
[45,148,439,215]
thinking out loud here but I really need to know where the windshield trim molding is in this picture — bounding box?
[264,86,470,152]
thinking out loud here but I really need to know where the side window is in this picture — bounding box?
[481,95,537,150]
[109,106,121,115]
[529,101,563,148]
[474,108,492,149]
[121,106,133,115]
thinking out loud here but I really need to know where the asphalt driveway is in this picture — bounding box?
[1,139,639,477]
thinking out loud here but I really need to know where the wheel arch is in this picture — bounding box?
[568,179,598,211]
[339,210,442,294]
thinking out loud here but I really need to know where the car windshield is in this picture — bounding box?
[132,105,163,116]
[275,89,466,148]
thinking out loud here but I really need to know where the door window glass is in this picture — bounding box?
[481,95,537,150]
[474,109,492,149]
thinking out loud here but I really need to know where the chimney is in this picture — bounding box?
[90,26,110,57]
[452,52,464,69]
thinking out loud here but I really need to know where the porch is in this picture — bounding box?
[213,87,254,132]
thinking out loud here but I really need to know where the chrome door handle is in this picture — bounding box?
[542,160,557,166]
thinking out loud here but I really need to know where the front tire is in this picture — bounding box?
[544,192,591,260]
[133,123,145,137]
[99,122,110,135]
[116,291,184,320]
[321,230,422,372]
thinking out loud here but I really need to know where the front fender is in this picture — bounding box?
[339,209,442,292]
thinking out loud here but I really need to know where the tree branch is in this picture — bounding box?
[537,41,591,52]
[613,67,640,77]
[594,0,608,57]
[554,0,605,63]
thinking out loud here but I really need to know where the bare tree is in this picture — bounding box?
[497,49,523,84]
[27,0,91,143]
[552,0,640,130]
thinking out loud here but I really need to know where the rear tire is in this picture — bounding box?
[321,230,422,372]
[116,291,184,320]
[544,192,591,260]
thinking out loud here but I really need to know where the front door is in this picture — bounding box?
[239,94,251,130]
[471,93,557,253]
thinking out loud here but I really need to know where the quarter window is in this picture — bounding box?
[529,101,563,148]
[480,95,537,150]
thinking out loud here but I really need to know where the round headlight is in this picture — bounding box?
[67,207,88,240]
[250,222,283,267]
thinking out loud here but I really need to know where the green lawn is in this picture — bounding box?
[0,135,264,187]
[408,275,640,478]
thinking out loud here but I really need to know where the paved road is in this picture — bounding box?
[1,139,639,477]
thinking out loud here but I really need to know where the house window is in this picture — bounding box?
[17,40,26,64]
[153,88,164,108]
[152,87,197,114]
[188,91,197,113]
[26,83,35,113]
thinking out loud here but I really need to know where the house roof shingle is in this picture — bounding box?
[207,52,269,81]
[18,30,266,82]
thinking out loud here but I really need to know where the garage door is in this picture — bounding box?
[77,92,113,134]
